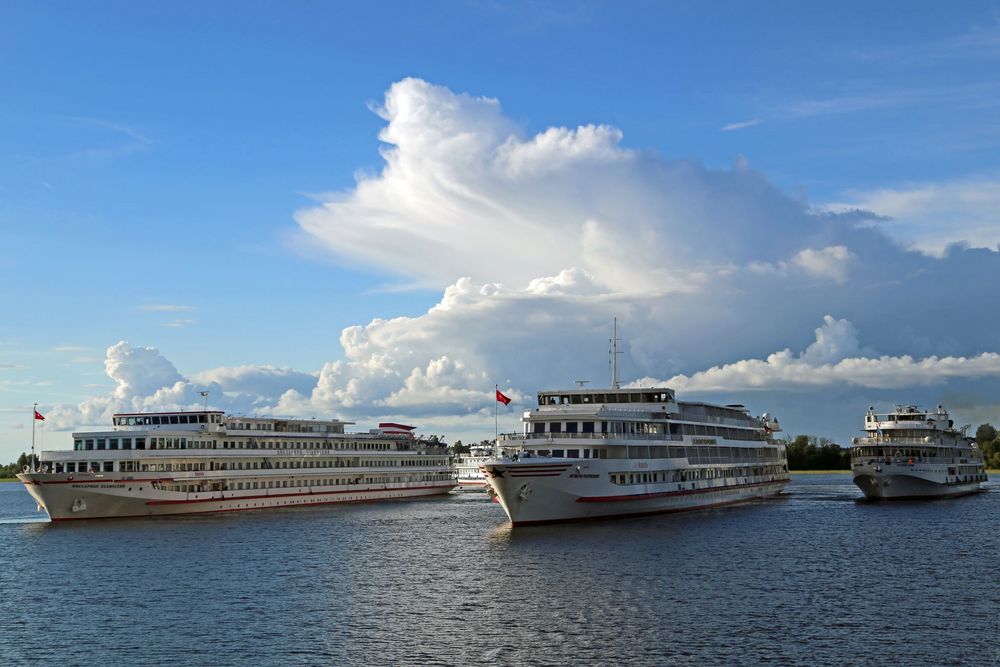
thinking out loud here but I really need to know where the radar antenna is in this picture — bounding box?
[574,379,589,388]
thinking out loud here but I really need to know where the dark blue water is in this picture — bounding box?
[1,475,998,666]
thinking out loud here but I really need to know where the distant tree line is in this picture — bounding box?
[784,435,851,471]
[975,424,1000,469]
[0,453,39,479]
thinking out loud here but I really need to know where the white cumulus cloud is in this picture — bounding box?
[825,176,1000,256]
[36,79,1000,445]
[655,316,1000,392]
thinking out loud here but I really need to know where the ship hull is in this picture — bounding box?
[455,478,488,490]
[853,473,983,500]
[19,474,454,521]
[484,461,788,526]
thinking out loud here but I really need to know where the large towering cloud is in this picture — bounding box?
[44,79,1000,442]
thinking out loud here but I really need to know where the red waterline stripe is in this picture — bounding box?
[146,484,454,506]
[509,473,564,477]
[576,478,790,503]
[480,466,572,473]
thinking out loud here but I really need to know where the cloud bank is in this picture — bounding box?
[40,78,1000,442]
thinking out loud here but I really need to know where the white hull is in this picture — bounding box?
[484,459,788,526]
[19,473,454,521]
[455,478,488,490]
[853,468,985,500]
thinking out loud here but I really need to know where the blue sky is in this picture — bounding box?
[3,2,1000,460]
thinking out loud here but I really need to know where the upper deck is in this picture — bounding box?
[530,388,765,427]
[107,411,351,434]
[863,405,961,434]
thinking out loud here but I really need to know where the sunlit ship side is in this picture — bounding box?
[851,405,987,500]
[481,387,789,526]
[17,412,455,521]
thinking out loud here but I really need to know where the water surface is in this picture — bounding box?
[1,475,997,666]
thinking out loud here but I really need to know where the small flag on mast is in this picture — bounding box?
[34,410,45,421]
[495,389,511,406]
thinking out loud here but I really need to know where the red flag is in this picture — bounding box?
[495,389,511,406]
[34,410,45,421]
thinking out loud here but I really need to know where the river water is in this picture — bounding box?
[1,474,997,666]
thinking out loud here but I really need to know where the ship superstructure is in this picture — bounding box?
[851,405,987,499]
[17,411,454,521]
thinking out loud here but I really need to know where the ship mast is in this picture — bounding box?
[609,318,622,389]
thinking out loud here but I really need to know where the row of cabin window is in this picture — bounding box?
[534,448,607,459]
[219,440,395,450]
[53,458,444,474]
[226,422,342,433]
[75,437,146,450]
[166,472,453,493]
[852,445,978,459]
[610,464,787,486]
[531,421,763,440]
[534,446,781,462]
[115,414,216,426]
[542,392,673,406]
[74,438,404,451]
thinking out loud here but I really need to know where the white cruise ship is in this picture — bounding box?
[481,386,789,526]
[17,411,455,521]
[453,442,495,490]
[850,405,987,499]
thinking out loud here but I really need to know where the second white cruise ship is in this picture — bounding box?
[850,405,987,499]
[481,385,789,526]
[18,411,455,521]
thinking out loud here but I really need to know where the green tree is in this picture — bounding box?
[975,423,997,445]
[451,440,470,454]
[785,435,850,470]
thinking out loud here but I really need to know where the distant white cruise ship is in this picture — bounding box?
[850,405,987,499]
[453,442,495,490]
[18,411,455,521]
[481,385,789,526]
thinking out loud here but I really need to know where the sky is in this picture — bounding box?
[2,1,1000,461]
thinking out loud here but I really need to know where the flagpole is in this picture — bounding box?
[31,402,37,473]
[495,384,499,456]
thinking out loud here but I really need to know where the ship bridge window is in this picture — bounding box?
[550,423,562,433]
[566,422,578,433]
[582,421,594,433]
[135,437,145,449]
[551,449,565,457]
[567,449,580,458]
[74,439,82,451]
